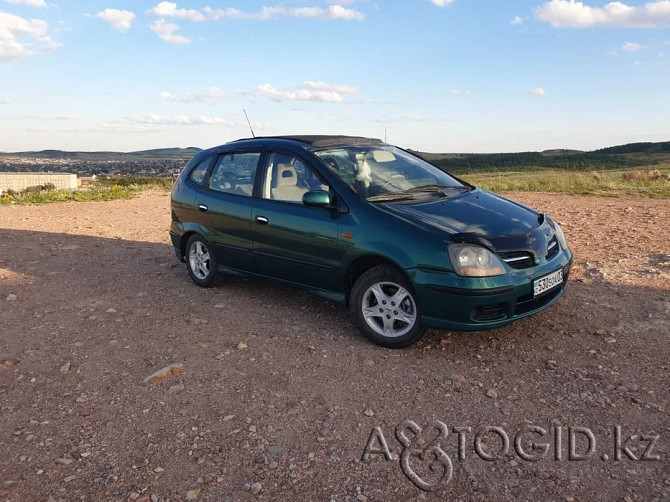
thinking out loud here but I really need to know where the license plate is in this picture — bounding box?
[533,269,563,297]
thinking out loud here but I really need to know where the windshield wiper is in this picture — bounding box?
[402,184,471,196]
[366,193,418,202]
[366,185,470,203]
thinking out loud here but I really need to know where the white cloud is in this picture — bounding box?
[621,41,642,51]
[146,2,206,22]
[255,81,358,102]
[511,15,524,24]
[150,19,190,44]
[534,0,670,28]
[451,88,471,95]
[301,80,358,94]
[529,87,546,95]
[102,115,235,132]
[204,5,364,21]
[159,86,230,103]
[91,9,136,33]
[5,0,47,8]
[0,11,60,61]
[430,0,456,6]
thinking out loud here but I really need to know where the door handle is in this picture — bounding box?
[255,215,269,225]
[198,204,208,212]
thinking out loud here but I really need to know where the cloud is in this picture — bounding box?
[204,4,364,21]
[534,0,670,28]
[90,9,136,32]
[150,19,190,44]
[0,11,60,61]
[430,0,456,6]
[511,15,524,24]
[301,80,358,94]
[529,87,546,95]
[146,2,206,22]
[5,0,47,8]
[451,88,471,96]
[102,115,235,132]
[256,81,358,102]
[621,41,642,51]
[159,86,231,103]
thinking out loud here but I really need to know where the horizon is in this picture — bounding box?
[1,1,669,153]
[1,138,669,157]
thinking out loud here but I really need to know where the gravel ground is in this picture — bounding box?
[0,190,668,501]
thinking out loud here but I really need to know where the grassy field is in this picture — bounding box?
[2,166,669,205]
[0,177,171,205]
[460,165,670,197]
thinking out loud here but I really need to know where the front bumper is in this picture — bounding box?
[408,251,573,331]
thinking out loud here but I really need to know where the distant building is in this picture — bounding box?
[0,172,78,195]
[77,175,98,187]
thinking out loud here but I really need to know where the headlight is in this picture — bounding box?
[552,220,569,251]
[448,244,506,277]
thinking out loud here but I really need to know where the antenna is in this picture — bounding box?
[243,109,256,138]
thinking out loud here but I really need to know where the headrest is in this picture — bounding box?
[276,163,297,186]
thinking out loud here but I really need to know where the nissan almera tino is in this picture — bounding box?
[170,135,572,348]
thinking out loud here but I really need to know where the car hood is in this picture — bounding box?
[379,189,552,253]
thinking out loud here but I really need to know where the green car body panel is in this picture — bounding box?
[170,136,572,335]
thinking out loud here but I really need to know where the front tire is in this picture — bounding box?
[350,265,425,348]
[186,234,219,287]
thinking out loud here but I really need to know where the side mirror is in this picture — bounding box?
[302,190,332,208]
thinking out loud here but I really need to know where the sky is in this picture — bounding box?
[0,0,668,153]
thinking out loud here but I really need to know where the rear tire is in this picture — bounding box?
[186,234,219,287]
[350,265,425,348]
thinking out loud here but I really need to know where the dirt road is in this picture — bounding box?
[1,191,668,501]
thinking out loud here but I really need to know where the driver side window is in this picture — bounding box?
[261,153,328,204]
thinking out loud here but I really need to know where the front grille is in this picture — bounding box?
[545,236,559,260]
[499,251,535,269]
[515,285,563,315]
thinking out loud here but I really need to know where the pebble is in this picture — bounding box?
[250,482,262,495]
[486,389,498,399]
[237,341,248,351]
[363,408,375,417]
[143,363,184,384]
[169,384,185,393]
[154,467,164,473]
[6,293,17,302]
[55,457,74,466]
[185,489,201,500]
[267,445,283,454]
[59,362,71,373]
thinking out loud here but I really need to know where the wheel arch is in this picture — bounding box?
[344,255,409,306]
[176,224,210,262]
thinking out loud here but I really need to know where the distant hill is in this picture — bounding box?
[412,141,670,173]
[593,141,670,155]
[0,147,202,161]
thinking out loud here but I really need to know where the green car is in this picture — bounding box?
[170,136,572,348]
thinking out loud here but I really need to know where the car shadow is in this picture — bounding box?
[0,227,667,357]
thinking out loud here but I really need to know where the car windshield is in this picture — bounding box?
[313,145,468,201]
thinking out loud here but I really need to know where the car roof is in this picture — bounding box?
[230,135,384,148]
